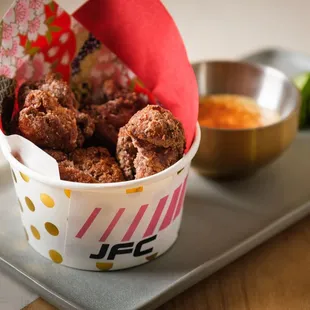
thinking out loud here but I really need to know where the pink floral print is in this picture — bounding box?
[28,14,48,41]
[16,57,34,83]
[0,55,16,78]
[2,22,18,49]
[29,0,44,11]
[4,7,15,24]
[15,0,30,34]
[31,53,50,80]
[1,37,24,58]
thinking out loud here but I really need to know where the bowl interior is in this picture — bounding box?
[192,61,300,122]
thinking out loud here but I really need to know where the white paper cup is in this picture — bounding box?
[2,125,200,271]
[0,148,7,168]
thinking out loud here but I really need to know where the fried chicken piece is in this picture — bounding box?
[42,74,95,146]
[44,149,95,183]
[86,92,146,147]
[45,147,124,183]
[134,147,180,179]
[18,90,78,151]
[125,105,185,154]
[71,147,124,183]
[18,73,78,110]
[88,79,138,105]
[81,79,147,149]
[42,74,96,147]
[40,73,78,109]
[116,105,186,180]
[116,127,137,180]
[17,81,42,110]
[75,111,95,147]
[58,162,97,183]
[18,75,95,147]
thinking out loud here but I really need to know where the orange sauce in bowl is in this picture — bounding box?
[198,94,280,129]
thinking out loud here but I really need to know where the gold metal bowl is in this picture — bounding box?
[191,60,301,180]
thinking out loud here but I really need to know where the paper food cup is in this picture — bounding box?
[0,0,199,271]
[0,148,6,167]
[2,125,201,271]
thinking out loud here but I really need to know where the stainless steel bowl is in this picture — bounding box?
[191,60,301,179]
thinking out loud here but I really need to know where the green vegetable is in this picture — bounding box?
[293,72,310,128]
[294,72,310,89]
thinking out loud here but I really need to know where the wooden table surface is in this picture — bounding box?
[23,214,310,310]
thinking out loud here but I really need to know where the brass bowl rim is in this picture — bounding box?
[195,60,301,133]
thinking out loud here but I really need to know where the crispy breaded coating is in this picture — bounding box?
[116,127,137,180]
[45,147,124,183]
[18,74,95,148]
[43,74,95,145]
[18,73,78,110]
[126,105,185,154]
[116,105,186,180]
[86,92,146,146]
[75,111,95,147]
[94,79,140,104]
[71,147,124,183]
[17,81,42,110]
[40,73,78,109]
[134,147,180,179]
[18,90,78,151]
[18,76,143,150]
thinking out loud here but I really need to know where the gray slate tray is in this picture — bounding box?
[1,49,310,310]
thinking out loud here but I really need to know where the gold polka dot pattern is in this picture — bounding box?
[64,189,71,198]
[25,197,35,212]
[146,252,158,261]
[40,193,55,208]
[20,172,30,182]
[45,222,59,236]
[126,186,144,194]
[49,250,63,264]
[30,225,40,240]
[96,262,114,271]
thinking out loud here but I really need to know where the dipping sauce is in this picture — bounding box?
[198,94,280,129]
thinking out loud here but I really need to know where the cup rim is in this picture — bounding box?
[2,123,201,191]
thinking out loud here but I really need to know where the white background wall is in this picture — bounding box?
[162,0,310,62]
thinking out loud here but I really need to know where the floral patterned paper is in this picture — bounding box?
[0,0,155,103]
